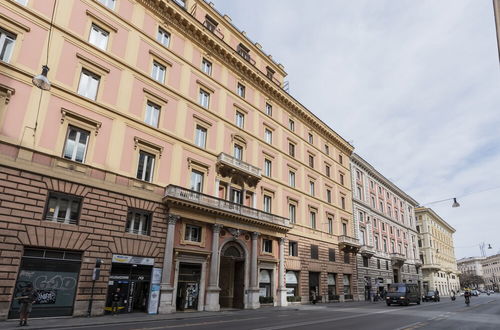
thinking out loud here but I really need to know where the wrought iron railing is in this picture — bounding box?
[165,185,291,228]
[218,152,261,177]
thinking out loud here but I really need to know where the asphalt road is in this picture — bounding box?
[12,294,500,330]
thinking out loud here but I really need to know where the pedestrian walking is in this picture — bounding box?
[16,283,37,327]
[310,290,317,304]
[111,287,123,315]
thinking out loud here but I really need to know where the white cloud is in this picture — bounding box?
[212,0,500,258]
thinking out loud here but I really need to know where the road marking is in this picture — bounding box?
[252,307,402,330]
[131,317,265,329]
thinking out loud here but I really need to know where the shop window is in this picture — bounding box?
[259,269,272,300]
[44,192,82,225]
[289,241,298,257]
[286,271,299,298]
[63,126,90,163]
[262,239,273,253]
[343,274,351,296]
[125,209,152,236]
[328,273,337,300]
[184,224,202,242]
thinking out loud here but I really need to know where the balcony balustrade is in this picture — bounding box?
[217,152,261,187]
[338,235,360,253]
[421,263,441,271]
[360,244,376,258]
[164,185,291,229]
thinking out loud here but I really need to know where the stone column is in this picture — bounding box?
[277,237,288,306]
[205,224,223,311]
[248,232,261,309]
[158,214,179,314]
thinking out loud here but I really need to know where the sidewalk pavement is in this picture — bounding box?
[1,300,374,330]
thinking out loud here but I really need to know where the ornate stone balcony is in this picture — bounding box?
[164,185,292,231]
[413,259,423,267]
[359,244,376,258]
[421,263,441,271]
[390,253,407,267]
[338,235,360,253]
[217,153,261,187]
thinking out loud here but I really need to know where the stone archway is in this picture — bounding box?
[219,242,246,309]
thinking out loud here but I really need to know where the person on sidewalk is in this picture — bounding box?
[17,284,37,327]
[111,287,123,316]
[310,290,317,305]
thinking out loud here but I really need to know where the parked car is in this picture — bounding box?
[488,290,495,294]
[422,291,440,302]
[386,283,421,306]
[471,290,479,296]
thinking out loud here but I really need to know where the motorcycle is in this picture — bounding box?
[465,296,470,306]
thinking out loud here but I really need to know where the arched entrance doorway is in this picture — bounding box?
[219,242,245,309]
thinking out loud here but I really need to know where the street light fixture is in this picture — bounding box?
[452,198,460,208]
[32,65,51,91]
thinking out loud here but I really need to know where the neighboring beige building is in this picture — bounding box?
[457,256,486,290]
[483,254,500,292]
[415,208,460,295]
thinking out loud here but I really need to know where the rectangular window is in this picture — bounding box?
[194,125,207,148]
[288,143,295,157]
[308,133,313,144]
[309,181,315,196]
[190,170,204,192]
[144,102,160,127]
[289,241,298,257]
[342,222,347,236]
[233,144,243,160]
[289,171,296,187]
[310,211,316,229]
[263,239,273,253]
[328,217,333,234]
[199,89,210,108]
[237,83,245,98]
[360,230,365,245]
[45,193,81,225]
[126,209,151,235]
[377,259,381,269]
[344,252,350,264]
[157,27,171,47]
[265,103,273,116]
[386,260,389,270]
[264,128,273,144]
[185,224,202,242]
[77,69,100,100]
[289,119,295,131]
[230,188,242,204]
[357,186,362,199]
[98,0,116,10]
[326,189,332,203]
[152,61,166,83]
[329,248,336,261]
[289,204,296,224]
[0,28,16,63]
[88,24,109,50]
[63,126,89,163]
[338,154,343,164]
[362,256,369,267]
[308,155,314,168]
[325,164,330,177]
[136,151,155,182]
[339,173,344,185]
[383,239,387,252]
[324,144,329,155]
[311,245,319,259]
[15,0,28,5]
[379,201,384,212]
[263,195,272,213]
[201,58,212,75]
[374,235,379,250]
[264,159,272,176]
[235,111,245,128]
[341,196,346,209]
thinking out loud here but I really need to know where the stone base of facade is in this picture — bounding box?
[158,286,175,314]
[204,287,220,311]
[73,300,105,317]
[276,288,288,307]
[247,288,261,309]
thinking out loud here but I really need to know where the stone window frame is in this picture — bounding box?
[287,197,298,224]
[180,220,206,248]
[0,12,30,64]
[133,136,163,183]
[56,108,102,168]
[157,25,172,48]
[74,53,110,103]
[261,237,273,255]
[0,84,15,132]
[149,50,173,85]
[187,158,210,194]
[142,88,168,128]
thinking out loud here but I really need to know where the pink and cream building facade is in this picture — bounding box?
[350,153,422,300]
[0,0,358,319]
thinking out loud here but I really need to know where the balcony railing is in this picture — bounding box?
[338,235,360,248]
[165,185,291,228]
[218,153,261,178]
[390,252,407,261]
[203,20,224,40]
[421,263,441,270]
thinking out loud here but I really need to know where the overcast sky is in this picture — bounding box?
[211,0,500,259]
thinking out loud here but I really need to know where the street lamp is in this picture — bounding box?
[452,198,460,208]
[32,65,51,91]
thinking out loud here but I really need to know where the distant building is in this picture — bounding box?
[482,254,500,292]
[350,154,422,301]
[457,256,486,290]
[415,208,460,295]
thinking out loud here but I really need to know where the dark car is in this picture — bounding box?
[422,291,440,302]
[386,283,421,306]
